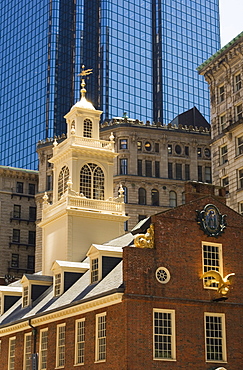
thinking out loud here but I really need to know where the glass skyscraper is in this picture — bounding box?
[1,0,220,169]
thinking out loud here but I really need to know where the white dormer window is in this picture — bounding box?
[23,286,29,308]
[91,258,99,284]
[83,118,92,138]
[54,273,62,296]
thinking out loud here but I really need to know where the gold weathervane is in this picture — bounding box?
[78,65,93,98]
[78,65,93,77]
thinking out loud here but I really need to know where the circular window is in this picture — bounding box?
[204,148,211,158]
[145,141,152,151]
[175,144,181,155]
[155,267,170,284]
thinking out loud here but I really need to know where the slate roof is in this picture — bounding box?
[0,231,131,328]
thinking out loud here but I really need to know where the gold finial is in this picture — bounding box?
[78,65,93,98]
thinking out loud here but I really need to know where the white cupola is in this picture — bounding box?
[39,67,128,275]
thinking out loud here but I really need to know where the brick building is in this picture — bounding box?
[198,31,243,214]
[0,182,242,369]
[0,166,38,282]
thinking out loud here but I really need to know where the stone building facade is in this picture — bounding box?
[198,31,243,214]
[0,166,38,281]
[100,107,212,229]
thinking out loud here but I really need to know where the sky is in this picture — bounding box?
[220,0,243,47]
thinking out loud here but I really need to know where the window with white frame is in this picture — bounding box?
[218,85,225,102]
[238,168,243,189]
[237,135,243,155]
[204,313,226,362]
[23,333,32,370]
[91,258,99,283]
[54,273,61,296]
[236,103,243,121]
[220,145,228,165]
[83,118,92,138]
[80,163,104,200]
[23,286,29,308]
[58,166,69,200]
[56,324,66,368]
[95,313,106,362]
[235,73,241,92]
[202,242,222,288]
[8,337,16,370]
[75,319,85,365]
[39,329,48,370]
[153,309,176,360]
[219,114,226,132]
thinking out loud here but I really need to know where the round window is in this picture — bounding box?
[175,144,181,155]
[145,141,152,151]
[155,267,170,284]
[204,148,211,158]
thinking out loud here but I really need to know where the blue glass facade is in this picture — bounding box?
[1,0,220,169]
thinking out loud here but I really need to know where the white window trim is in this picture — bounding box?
[56,323,66,368]
[23,332,32,370]
[54,272,63,297]
[90,254,102,284]
[202,242,223,290]
[39,328,48,370]
[8,336,16,370]
[74,318,85,365]
[95,312,107,363]
[204,312,227,363]
[153,308,176,361]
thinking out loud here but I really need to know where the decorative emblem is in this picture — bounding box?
[134,224,154,249]
[201,270,235,296]
[196,204,226,237]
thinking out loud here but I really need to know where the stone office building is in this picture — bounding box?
[198,31,243,214]
[0,166,38,282]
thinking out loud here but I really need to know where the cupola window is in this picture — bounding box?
[58,166,69,200]
[80,163,104,200]
[83,118,92,138]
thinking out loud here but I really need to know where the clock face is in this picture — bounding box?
[196,204,226,237]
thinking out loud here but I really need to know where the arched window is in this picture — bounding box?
[151,189,159,206]
[58,166,69,200]
[80,163,104,200]
[83,119,92,138]
[169,191,177,208]
[138,188,146,205]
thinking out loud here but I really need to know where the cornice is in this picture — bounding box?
[0,293,123,336]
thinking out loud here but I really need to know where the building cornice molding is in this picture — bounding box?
[0,292,123,336]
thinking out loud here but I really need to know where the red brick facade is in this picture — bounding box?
[0,185,243,369]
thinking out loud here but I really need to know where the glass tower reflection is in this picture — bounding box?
[1,0,220,169]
